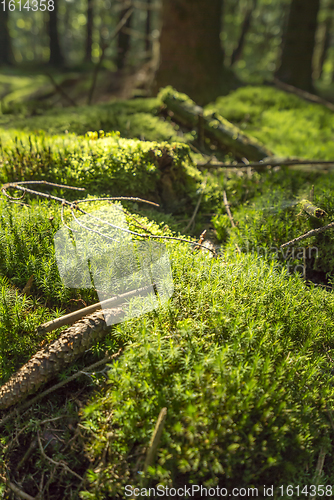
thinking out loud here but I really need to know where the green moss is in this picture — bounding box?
[81,250,334,497]
[211,168,334,278]
[0,98,184,143]
[0,131,194,209]
[206,86,334,159]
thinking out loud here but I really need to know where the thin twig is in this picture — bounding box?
[37,431,83,481]
[0,475,36,500]
[121,26,153,40]
[45,73,77,107]
[75,196,159,207]
[281,221,334,249]
[0,350,122,429]
[16,439,38,471]
[1,181,218,255]
[143,407,167,471]
[184,176,208,232]
[223,190,237,228]
[310,446,326,500]
[196,159,334,170]
[223,190,241,254]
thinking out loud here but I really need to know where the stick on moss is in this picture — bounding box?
[299,199,327,218]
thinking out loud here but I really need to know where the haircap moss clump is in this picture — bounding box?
[0,132,196,211]
[81,250,334,497]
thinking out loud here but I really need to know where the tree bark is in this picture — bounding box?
[154,0,237,105]
[116,1,133,70]
[0,7,13,66]
[48,0,64,67]
[85,0,94,63]
[160,87,272,161]
[275,0,320,93]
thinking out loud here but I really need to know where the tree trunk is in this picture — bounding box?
[230,0,258,66]
[145,0,152,57]
[116,1,133,70]
[275,0,320,93]
[154,0,237,105]
[48,0,64,67]
[318,18,331,79]
[317,0,334,79]
[0,7,13,66]
[85,0,94,63]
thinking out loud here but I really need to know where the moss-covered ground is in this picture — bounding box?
[1,83,334,499]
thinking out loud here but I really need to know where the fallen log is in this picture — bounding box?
[298,199,327,219]
[0,308,122,410]
[273,77,334,113]
[196,158,334,170]
[159,86,273,161]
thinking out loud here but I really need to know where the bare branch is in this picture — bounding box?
[45,73,77,107]
[184,176,208,232]
[223,190,241,254]
[0,476,36,500]
[197,158,334,170]
[37,431,83,481]
[280,221,334,249]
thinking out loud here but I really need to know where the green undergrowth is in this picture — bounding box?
[0,131,195,211]
[206,86,334,158]
[2,84,334,496]
[0,97,183,142]
[0,197,185,385]
[80,248,334,498]
[210,167,334,279]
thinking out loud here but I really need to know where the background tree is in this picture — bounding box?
[48,0,64,67]
[85,0,94,63]
[145,0,152,59]
[275,0,321,92]
[230,0,258,67]
[313,0,334,80]
[116,0,133,70]
[0,8,13,66]
[154,0,237,105]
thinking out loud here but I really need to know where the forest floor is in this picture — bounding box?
[1,74,334,499]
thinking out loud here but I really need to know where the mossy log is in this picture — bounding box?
[159,86,273,161]
[299,199,327,218]
[0,308,122,410]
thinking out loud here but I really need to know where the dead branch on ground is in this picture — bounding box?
[281,221,334,249]
[196,158,334,170]
[273,77,334,112]
[223,190,241,254]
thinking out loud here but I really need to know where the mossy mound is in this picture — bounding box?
[206,85,334,158]
[1,85,334,498]
[0,98,183,143]
[211,167,334,279]
[0,130,195,211]
[81,249,334,497]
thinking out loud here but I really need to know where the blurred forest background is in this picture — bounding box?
[0,0,334,109]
